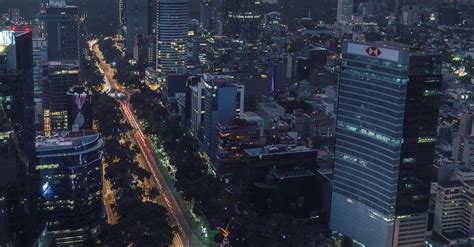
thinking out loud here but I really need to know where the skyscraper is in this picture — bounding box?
[33,38,48,127]
[42,62,80,136]
[337,0,353,23]
[0,30,35,155]
[330,41,442,246]
[202,74,244,164]
[188,76,206,140]
[34,130,103,245]
[42,4,79,62]
[156,0,189,75]
[0,30,36,246]
[222,0,262,42]
[200,0,213,31]
[125,0,150,54]
[0,109,29,246]
[119,0,127,38]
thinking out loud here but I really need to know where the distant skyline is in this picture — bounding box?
[0,0,337,21]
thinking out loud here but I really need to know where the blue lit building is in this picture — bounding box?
[34,130,103,245]
[202,74,244,165]
[331,41,442,246]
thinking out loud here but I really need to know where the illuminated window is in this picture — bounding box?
[402,158,416,164]
[417,137,436,143]
[338,121,402,146]
[423,89,438,96]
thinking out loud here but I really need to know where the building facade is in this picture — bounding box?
[222,0,262,42]
[34,130,103,245]
[124,0,151,54]
[217,118,265,169]
[42,4,79,62]
[331,41,442,246]
[42,62,80,136]
[33,38,48,127]
[188,76,206,140]
[337,0,353,23]
[156,0,189,75]
[433,166,474,245]
[202,74,244,165]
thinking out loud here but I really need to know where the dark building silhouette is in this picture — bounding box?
[0,29,35,246]
[243,145,318,216]
[42,62,80,135]
[42,4,79,62]
[223,0,262,42]
[438,5,461,26]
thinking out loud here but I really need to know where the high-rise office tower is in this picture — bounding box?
[337,0,353,23]
[188,76,206,140]
[34,130,103,245]
[0,110,30,246]
[125,0,150,55]
[156,0,189,75]
[42,62,80,136]
[330,41,442,246]
[202,74,244,165]
[119,0,127,38]
[147,0,156,35]
[222,0,262,42]
[42,3,79,62]
[201,0,213,31]
[0,30,35,155]
[33,38,48,127]
[0,30,36,246]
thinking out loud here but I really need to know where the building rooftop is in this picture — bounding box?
[36,130,99,151]
[242,111,263,122]
[372,41,413,49]
[259,102,285,111]
[347,40,412,50]
[244,144,312,157]
[218,118,259,130]
[273,168,315,180]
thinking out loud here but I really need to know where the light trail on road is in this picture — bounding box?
[90,41,195,247]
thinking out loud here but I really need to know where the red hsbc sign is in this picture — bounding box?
[365,47,381,57]
[347,43,401,63]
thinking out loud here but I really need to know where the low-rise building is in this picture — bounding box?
[217,118,265,170]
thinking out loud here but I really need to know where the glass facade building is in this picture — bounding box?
[330,41,442,246]
[337,0,353,23]
[223,0,262,42]
[202,74,244,165]
[34,130,103,245]
[124,0,151,55]
[42,61,80,136]
[41,5,79,62]
[156,0,188,75]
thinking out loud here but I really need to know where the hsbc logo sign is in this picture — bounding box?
[346,43,401,63]
[365,47,381,57]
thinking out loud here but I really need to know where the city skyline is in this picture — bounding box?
[0,0,474,246]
